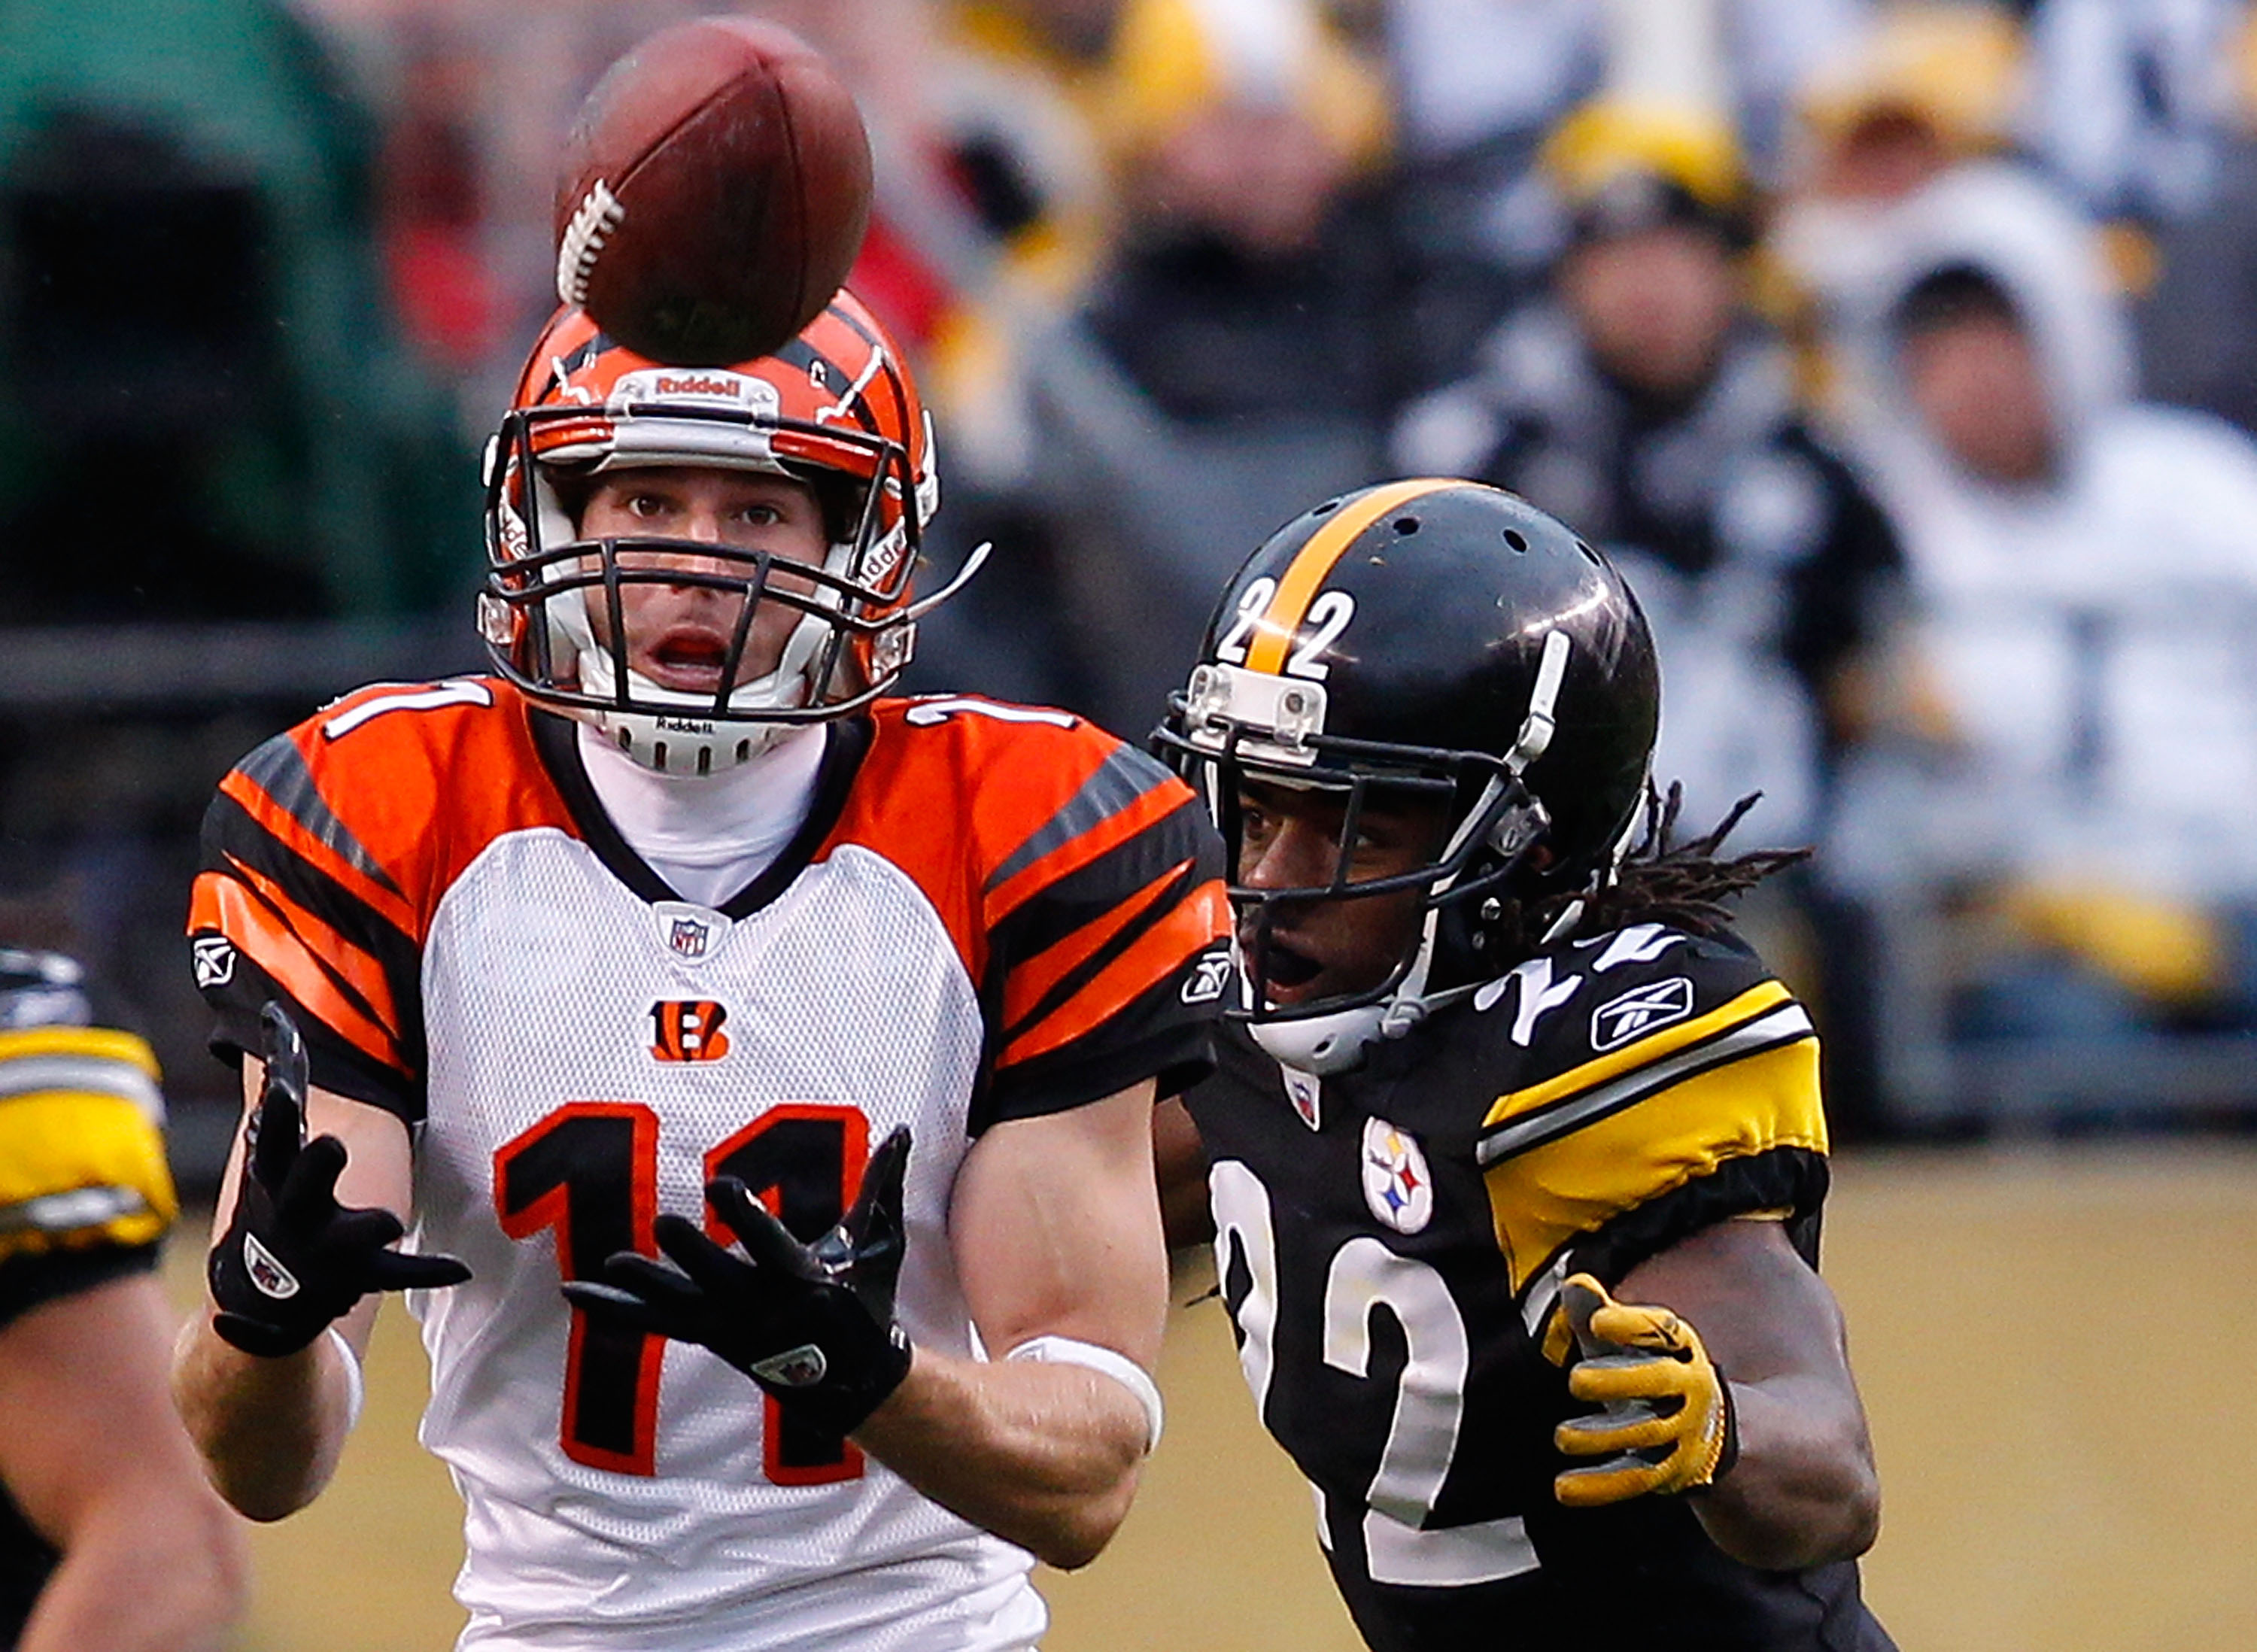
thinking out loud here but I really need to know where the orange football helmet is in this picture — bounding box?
[481,290,965,773]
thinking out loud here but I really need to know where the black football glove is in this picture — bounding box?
[207,1002,472,1358]
[563,1125,914,1436]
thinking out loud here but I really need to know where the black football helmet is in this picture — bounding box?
[1154,478,1660,1072]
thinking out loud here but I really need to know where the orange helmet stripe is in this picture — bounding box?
[1242,478,1459,674]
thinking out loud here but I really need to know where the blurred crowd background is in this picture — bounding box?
[9,0,2257,1172]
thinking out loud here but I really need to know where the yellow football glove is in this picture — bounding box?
[1551,1274,1736,1508]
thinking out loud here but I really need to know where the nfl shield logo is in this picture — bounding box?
[655,901,728,963]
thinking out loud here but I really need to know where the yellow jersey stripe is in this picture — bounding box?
[1242,478,1453,673]
[0,1025,159,1076]
[0,1205,169,1264]
[1481,979,1794,1130]
[1482,1038,1827,1295]
[0,1089,178,1259]
[1479,998,1813,1165]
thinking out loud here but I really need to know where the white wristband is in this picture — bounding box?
[1004,1335,1163,1454]
[326,1325,366,1432]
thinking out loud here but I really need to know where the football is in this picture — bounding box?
[553,17,873,366]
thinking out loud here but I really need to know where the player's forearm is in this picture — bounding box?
[20,1483,246,1652]
[171,1316,357,1521]
[1692,1371,1881,1570]
[852,1346,1149,1570]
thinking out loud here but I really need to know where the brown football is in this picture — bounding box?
[554,17,873,366]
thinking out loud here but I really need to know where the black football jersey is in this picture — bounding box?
[1182,922,1895,1652]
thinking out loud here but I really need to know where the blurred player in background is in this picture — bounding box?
[1153,479,1893,1650]
[0,949,244,1650]
[172,289,1228,1650]
[1393,99,1909,853]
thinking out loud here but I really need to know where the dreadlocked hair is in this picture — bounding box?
[1505,782,1810,949]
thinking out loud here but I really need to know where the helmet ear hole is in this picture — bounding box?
[1429,883,1476,988]
[814,472,862,546]
[543,467,600,536]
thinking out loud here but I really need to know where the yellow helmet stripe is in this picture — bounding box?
[1242,478,1459,674]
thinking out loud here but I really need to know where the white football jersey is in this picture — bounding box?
[192,682,1229,1650]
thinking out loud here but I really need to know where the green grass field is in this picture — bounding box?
[169,1143,2257,1651]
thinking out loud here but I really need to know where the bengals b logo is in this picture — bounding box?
[650,1000,731,1062]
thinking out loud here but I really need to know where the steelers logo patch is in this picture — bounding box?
[1360,1117,1434,1234]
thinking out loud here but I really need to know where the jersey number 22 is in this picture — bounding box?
[1211,1159,1537,1589]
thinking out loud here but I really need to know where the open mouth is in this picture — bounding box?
[641,629,734,694]
[1243,930,1326,1001]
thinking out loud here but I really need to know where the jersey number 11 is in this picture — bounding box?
[494,1100,870,1483]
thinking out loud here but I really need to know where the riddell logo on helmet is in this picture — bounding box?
[610,368,779,415]
[864,531,905,586]
[655,374,738,396]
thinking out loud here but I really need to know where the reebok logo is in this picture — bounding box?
[1590,976,1694,1052]
[192,936,237,989]
[1181,951,1232,1005]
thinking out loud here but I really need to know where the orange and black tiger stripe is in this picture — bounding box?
[989,804,1225,1061]
[977,733,1227,1117]
[827,700,1229,1125]
[189,681,578,1116]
